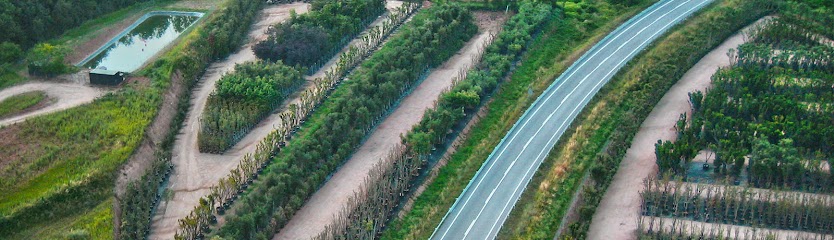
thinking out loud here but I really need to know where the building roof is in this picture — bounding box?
[90,68,125,76]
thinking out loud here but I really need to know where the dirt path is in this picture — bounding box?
[147,3,310,239]
[585,18,771,240]
[0,82,105,127]
[640,216,834,240]
[272,12,508,240]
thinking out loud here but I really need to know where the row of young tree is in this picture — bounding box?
[197,61,304,153]
[312,2,555,238]
[172,3,421,239]
[640,177,834,235]
[654,19,833,192]
[561,0,780,238]
[637,215,832,240]
[212,4,477,239]
[118,0,269,239]
[253,0,386,70]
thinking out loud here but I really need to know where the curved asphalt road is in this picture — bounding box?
[431,0,713,239]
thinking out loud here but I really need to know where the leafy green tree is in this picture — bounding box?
[27,43,72,76]
[0,42,22,64]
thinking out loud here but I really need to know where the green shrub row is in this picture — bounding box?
[198,61,304,153]
[215,4,478,239]
[253,0,386,70]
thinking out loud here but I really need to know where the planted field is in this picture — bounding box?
[281,8,513,240]
[198,61,304,153]
[156,1,421,240]
[213,4,478,239]
[197,0,389,153]
[587,0,834,239]
[654,20,834,192]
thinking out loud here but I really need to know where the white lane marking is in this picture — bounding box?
[433,1,675,239]
[459,0,696,237]
[482,0,711,238]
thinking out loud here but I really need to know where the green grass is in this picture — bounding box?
[0,68,26,91]
[0,91,46,119]
[378,1,655,239]
[6,198,114,240]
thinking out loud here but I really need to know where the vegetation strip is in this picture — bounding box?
[639,216,832,240]
[639,3,833,238]
[171,3,421,239]
[0,91,47,119]
[197,61,305,153]
[552,0,778,238]
[210,4,477,239]
[198,0,389,153]
[310,2,554,239]
[118,0,277,239]
[640,178,834,234]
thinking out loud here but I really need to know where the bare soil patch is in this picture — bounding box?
[273,11,509,240]
[585,18,770,240]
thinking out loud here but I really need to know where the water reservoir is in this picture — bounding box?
[78,11,203,73]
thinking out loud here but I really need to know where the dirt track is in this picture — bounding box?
[147,3,310,239]
[272,11,508,240]
[585,18,770,240]
[0,82,105,127]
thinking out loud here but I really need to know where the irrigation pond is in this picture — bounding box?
[79,11,203,72]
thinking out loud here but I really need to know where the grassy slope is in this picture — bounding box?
[379,1,655,239]
[0,91,46,118]
[0,1,219,239]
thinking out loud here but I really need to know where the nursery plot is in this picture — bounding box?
[274,11,508,240]
[592,1,834,239]
[586,16,771,240]
[638,216,833,240]
[147,3,310,239]
[209,4,478,239]
[152,1,414,239]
